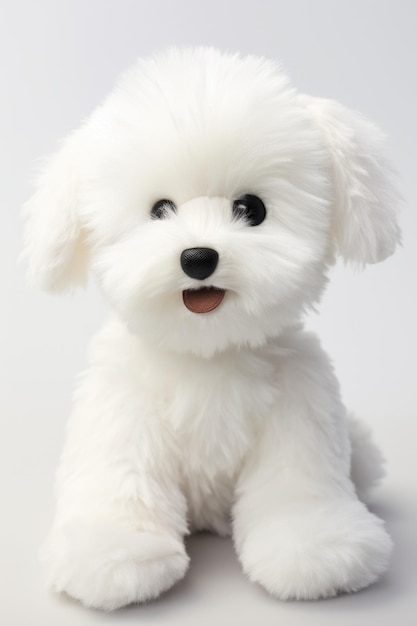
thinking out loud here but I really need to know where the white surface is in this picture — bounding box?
[1,0,416,624]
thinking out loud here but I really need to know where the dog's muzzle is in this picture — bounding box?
[181,247,225,313]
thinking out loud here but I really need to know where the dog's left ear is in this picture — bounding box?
[299,95,402,264]
[21,128,90,292]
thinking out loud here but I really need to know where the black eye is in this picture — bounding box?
[150,199,177,219]
[232,195,266,226]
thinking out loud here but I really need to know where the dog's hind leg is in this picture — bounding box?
[348,414,387,504]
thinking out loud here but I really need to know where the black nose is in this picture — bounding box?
[180,247,219,280]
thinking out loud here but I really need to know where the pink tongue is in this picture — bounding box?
[183,287,225,313]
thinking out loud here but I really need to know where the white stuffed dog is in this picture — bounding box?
[23,48,401,610]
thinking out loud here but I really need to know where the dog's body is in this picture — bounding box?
[23,48,400,610]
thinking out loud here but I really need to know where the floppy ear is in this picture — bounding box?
[22,129,89,292]
[299,95,402,264]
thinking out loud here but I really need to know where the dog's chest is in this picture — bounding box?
[151,347,280,533]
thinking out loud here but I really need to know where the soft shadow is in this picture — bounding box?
[98,533,239,622]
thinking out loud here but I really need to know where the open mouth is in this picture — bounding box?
[183,287,226,314]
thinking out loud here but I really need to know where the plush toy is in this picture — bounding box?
[23,48,401,611]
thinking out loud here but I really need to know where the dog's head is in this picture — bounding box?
[22,48,401,357]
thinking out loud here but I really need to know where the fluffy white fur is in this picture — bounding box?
[22,48,401,610]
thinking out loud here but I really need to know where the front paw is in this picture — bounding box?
[41,520,189,610]
[236,499,392,600]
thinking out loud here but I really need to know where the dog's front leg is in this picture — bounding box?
[41,334,188,610]
[233,332,392,600]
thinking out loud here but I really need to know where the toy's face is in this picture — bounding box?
[23,49,399,357]
[83,59,333,357]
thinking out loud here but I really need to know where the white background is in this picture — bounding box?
[1,1,416,624]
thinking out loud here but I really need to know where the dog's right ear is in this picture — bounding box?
[21,129,90,292]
